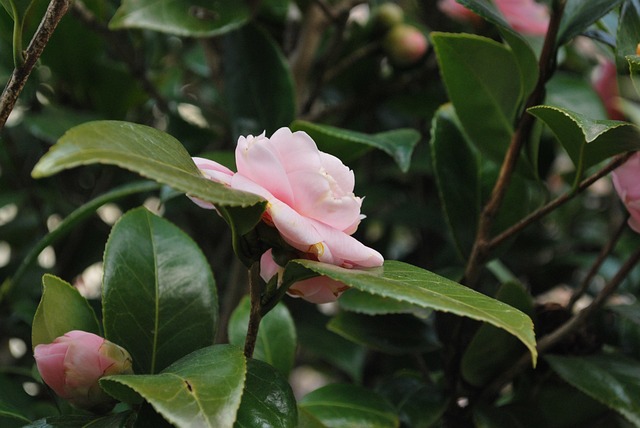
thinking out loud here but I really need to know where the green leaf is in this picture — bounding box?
[299,384,399,428]
[429,104,480,259]
[234,359,297,428]
[109,0,250,37]
[546,353,640,426]
[24,412,132,428]
[627,55,640,98]
[617,1,640,69]
[327,312,439,355]
[227,297,296,377]
[31,274,100,348]
[461,281,533,386]
[431,33,522,167]
[0,400,30,427]
[286,260,537,364]
[528,105,640,181]
[223,24,295,137]
[338,288,430,316]
[102,207,218,374]
[290,121,420,173]
[545,72,608,119]
[297,408,327,428]
[102,345,246,428]
[31,121,265,210]
[558,0,624,45]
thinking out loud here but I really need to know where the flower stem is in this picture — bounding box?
[244,262,265,359]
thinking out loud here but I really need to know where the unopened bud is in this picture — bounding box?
[373,3,404,30]
[383,24,428,66]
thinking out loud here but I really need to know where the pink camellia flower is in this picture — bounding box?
[34,330,133,412]
[438,0,549,36]
[192,127,384,303]
[592,59,625,121]
[612,152,640,233]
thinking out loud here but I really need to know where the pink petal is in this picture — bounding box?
[311,219,384,268]
[34,342,69,397]
[288,276,350,304]
[438,0,482,23]
[260,250,282,283]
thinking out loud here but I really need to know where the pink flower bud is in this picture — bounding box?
[383,24,428,66]
[612,153,640,233]
[34,330,133,412]
[373,3,404,30]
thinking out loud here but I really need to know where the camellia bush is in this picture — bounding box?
[2,0,640,426]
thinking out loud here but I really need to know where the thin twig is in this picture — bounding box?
[480,245,640,401]
[463,0,566,287]
[0,0,72,130]
[244,262,264,358]
[488,152,634,251]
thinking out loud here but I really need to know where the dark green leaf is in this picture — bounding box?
[102,207,218,374]
[338,288,430,316]
[627,55,640,97]
[286,260,537,363]
[429,104,480,259]
[461,282,533,386]
[327,312,439,355]
[296,407,327,428]
[109,0,250,37]
[223,24,295,137]
[558,0,624,45]
[31,274,100,348]
[299,383,399,428]
[617,1,640,69]
[0,400,30,427]
[546,353,640,426]
[24,412,131,427]
[228,297,296,376]
[31,121,265,210]
[102,345,246,428]
[291,121,420,173]
[234,359,297,428]
[431,33,532,174]
[528,105,640,180]
[545,72,608,119]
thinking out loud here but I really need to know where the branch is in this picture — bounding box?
[0,0,72,131]
[488,152,634,251]
[480,244,640,401]
[463,0,566,287]
[244,262,265,358]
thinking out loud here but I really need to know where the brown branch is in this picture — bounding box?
[488,152,634,251]
[0,0,71,131]
[480,245,640,401]
[463,0,566,287]
[243,262,264,358]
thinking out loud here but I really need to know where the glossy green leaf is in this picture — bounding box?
[31,121,265,209]
[558,0,624,45]
[102,345,246,428]
[327,312,439,355]
[297,407,327,428]
[228,297,296,376]
[461,281,533,386]
[286,260,537,364]
[234,359,297,428]
[430,104,480,259]
[377,373,448,428]
[528,105,640,180]
[223,24,295,137]
[431,33,532,174]
[291,121,420,173]
[338,288,429,317]
[31,274,100,348]
[546,353,640,426]
[617,1,640,68]
[299,383,399,428]
[102,207,218,374]
[109,0,250,37]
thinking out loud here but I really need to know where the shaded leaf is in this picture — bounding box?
[528,105,640,180]
[24,412,131,427]
[546,353,640,426]
[0,400,30,427]
[223,24,295,137]
[617,1,640,69]
[228,297,296,376]
[31,274,100,348]
[558,0,624,45]
[338,288,430,317]
[299,383,399,428]
[234,359,297,428]
[110,0,250,37]
[327,312,439,355]
[285,260,537,364]
[627,55,640,98]
[291,121,420,173]
[102,208,218,374]
[102,345,246,428]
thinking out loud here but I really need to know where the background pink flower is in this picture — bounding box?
[192,128,383,303]
[612,152,640,233]
[34,330,133,411]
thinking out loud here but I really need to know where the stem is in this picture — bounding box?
[244,262,265,358]
[480,245,640,401]
[0,0,71,131]
[10,0,23,67]
[463,0,566,287]
[488,152,634,251]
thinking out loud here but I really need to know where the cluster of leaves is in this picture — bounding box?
[1,0,640,427]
